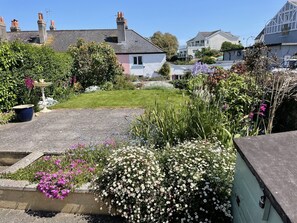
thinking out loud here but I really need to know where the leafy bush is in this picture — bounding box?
[171,79,188,90]
[113,75,135,90]
[221,41,243,51]
[92,140,235,222]
[101,81,114,91]
[216,74,261,120]
[69,39,123,88]
[158,62,170,79]
[0,71,17,112]
[0,111,14,125]
[187,75,208,92]
[0,40,73,110]
[201,56,216,64]
[195,47,220,59]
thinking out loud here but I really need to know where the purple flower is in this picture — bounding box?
[54,159,61,167]
[192,62,214,76]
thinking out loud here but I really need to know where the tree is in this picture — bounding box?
[195,47,220,64]
[69,39,123,88]
[150,31,179,60]
[220,41,243,51]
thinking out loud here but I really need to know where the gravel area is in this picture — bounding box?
[0,108,143,153]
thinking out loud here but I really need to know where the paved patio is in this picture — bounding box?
[0,108,143,153]
[0,108,143,222]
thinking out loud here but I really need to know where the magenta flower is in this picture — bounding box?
[24,77,34,90]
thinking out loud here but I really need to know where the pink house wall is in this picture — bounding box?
[117,54,130,74]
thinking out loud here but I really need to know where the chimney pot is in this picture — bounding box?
[37,13,47,44]
[0,16,7,40]
[116,11,126,43]
[50,20,56,31]
[10,19,20,32]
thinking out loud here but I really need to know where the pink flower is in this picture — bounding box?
[24,77,34,90]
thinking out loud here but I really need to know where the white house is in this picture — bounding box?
[0,12,166,78]
[178,30,240,59]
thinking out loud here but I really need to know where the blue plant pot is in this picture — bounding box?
[12,104,34,122]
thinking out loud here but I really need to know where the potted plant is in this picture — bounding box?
[12,77,36,122]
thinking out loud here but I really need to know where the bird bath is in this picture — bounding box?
[34,80,52,113]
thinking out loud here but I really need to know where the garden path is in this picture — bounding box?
[0,108,143,153]
[0,208,124,223]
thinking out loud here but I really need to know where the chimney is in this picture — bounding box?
[37,12,47,44]
[10,19,20,32]
[49,20,56,31]
[0,17,7,41]
[116,12,126,43]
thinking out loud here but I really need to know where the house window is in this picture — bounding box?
[133,56,143,65]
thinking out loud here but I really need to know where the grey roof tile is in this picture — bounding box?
[7,29,164,54]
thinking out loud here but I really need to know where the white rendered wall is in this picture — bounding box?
[129,53,166,77]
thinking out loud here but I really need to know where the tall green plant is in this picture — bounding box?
[131,95,233,149]
[69,39,123,88]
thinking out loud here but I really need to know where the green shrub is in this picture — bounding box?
[171,79,188,90]
[158,62,170,79]
[0,111,15,125]
[187,75,208,92]
[0,41,73,109]
[0,71,17,112]
[113,75,135,90]
[101,81,114,91]
[201,56,216,64]
[69,39,123,88]
[216,74,261,120]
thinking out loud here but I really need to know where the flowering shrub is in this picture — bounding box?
[92,146,164,222]
[159,140,234,222]
[192,62,214,76]
[92,140,235,222]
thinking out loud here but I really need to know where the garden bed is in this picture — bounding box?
[0,149,113,215]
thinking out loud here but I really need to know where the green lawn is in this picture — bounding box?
[52,89,188,109]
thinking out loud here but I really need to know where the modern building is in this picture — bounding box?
[0,12,166,77]
[178,30,240,60]
[255,0,297,66]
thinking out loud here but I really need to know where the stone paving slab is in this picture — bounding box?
[0,109,143,153]
[0,209,124,223]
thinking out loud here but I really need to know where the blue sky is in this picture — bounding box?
[0,0,288,46]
